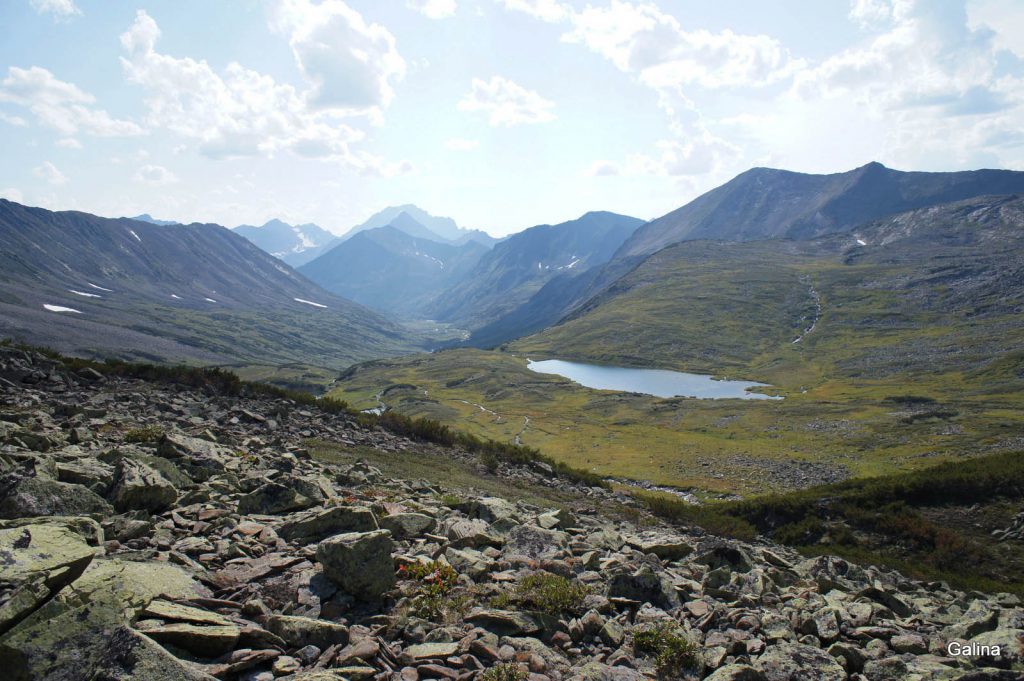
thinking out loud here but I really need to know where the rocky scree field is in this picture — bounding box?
[0,345,1023,680]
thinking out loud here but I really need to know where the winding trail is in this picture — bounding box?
[513,416,530,446]
[457,399,499,418]
[792,275,822,344]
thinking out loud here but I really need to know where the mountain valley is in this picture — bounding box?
[8,3,1024,677]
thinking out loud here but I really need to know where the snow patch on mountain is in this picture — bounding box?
[43,304,81,313]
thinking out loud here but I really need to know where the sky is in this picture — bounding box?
[0,0,1022,237]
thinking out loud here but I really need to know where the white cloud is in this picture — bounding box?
[0,187,24,203]
[445,137,479,150]
[120,8,411,173]
[409,0,457,19]
[968,0,1024,57]
[56,137,81,149]
[351,153,416,178]
[0,111,27,126]
[849,0,894,26]
[30,0,81,20]
[711,0,1024,174]
[502,0,798,180]
[793,2,1019,117]
[562,1,802,93]
[33,161,67,185]
[589,134,740,178]
[458,76,556,126]
[272,0,406,112]
[134,164,178,185]
[586,160,620,176]
[496,0,569,22]
[0,66,143,137]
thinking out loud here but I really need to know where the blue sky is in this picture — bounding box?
[1,0,1022,236]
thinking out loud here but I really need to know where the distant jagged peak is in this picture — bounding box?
[129,213,180,226]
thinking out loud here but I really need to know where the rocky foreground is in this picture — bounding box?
[0,346,1022,681]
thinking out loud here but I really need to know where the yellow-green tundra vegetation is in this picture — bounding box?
[331,217,1024,498]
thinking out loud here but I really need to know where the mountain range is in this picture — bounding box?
[338,204,497,248]
[0,200,416,368]
[424,211,645,329]
[298,224,488,317]
[462,162,1024,348]
[7,161,1024,380]
[616,161,1024,258]
[512,193,1024,377]
[229,205,498,271]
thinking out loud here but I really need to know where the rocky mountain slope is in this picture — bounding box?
[428,212,644,330]
[0,200,417,368]
[234,220,336,268]
[299,226,488,317]
[513,194,1024,379]
[1,346,1021,680]
[616,162,1024,259]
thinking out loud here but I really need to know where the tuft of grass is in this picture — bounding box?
[493,572,589,616]
[439,493,464,508]
[480,664,529,681]
[124,425,165,443]
[633,622,702,678]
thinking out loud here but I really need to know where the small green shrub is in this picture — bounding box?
[439,493,463,507]
[633,622,701,678]
[481,450,500,472]
[773,517,826,545]
[480,663,528,681]
[124,426,165,443]
[496,572,589,616]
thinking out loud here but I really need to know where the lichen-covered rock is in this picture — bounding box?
[465,608,541,636]
[238,481,319,515]
[607,565,681,610]
[569,662,648,680]
[0,524,95,635]
[704,665,767,681]
[55,458,115,494]
[108,458,178,513]
[316,529,395,599]
[89,626,217,680]
[0,559,205,680]
[628,534,693,561]
[459,496,518,522]
[377,511,434,539]
[401,641,460,662]
[0,474,113,519]
[278,505,378,543]
[266,614,350,649]
[157,433,234,481]
[0,514,103,545]
[142,622,240,658]
[506,523,567,558]
[754,642,846,681]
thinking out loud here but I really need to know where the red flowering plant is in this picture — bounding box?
[398,560,465,621]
